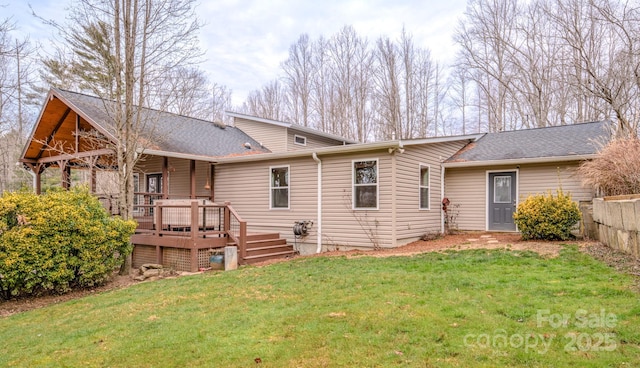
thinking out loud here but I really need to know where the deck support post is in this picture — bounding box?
[190,201,199,272]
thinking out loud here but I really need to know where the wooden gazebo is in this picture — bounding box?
[19,88,294,270]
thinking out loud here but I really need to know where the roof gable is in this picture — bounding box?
[22,89,270,163]
[225,111,358,146]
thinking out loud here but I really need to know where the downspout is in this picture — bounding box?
[312,152,322,253]
[441,165,446,234]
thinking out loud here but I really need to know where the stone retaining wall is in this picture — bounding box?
[592,196,640,258]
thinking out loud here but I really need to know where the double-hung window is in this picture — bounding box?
[419,165,430,209]
[353,159,378,209]
[270,166,289,209]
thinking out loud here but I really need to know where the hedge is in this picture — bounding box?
[0,187,136,300]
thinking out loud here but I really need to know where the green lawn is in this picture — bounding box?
[1,245,639,367]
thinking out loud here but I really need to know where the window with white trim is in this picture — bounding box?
[270,166,289,209]
[294,135,307,146]
[419,165,430,209]
[353,160,378,209]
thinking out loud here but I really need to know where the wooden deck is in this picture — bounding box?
[130,199,293,271]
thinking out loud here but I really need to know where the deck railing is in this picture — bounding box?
[225,203,247,261]
[131,198,247,265]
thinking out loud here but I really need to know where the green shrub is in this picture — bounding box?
[0,187,136,300]
[513,189,581,241]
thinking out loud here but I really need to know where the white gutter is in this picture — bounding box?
[312,152,322,254]
[441,165,446,235]
[442,154,598,168]
[140,149,220,163]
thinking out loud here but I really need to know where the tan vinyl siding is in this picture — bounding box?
[167,158,190,196]
[444,167,488,231]
[445,162,595,231]
[234,118,287,152]
[196,161,213,198]
[135,155,163,193]
[287,129,346,151]
[136,155,163,176]
[216,150,395,250]
[320,150,393,249]
[214,157,319,247]
[135,155,212,198]
[518,162,592,201]
[394,141,469,244]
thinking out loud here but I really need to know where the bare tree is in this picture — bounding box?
[372,30,439,140]
[454,0,521,132]
[547,0,640,135]
[211,82,233,125]
[282,34,314,127]
[38,0,202,221]
[246,26,445,142]
[448,66,472,135]
[453,0,640,134]
[373,36,402,139]
[310,36,332,132]
[326,26,372,141]
[32,0,203,272]
[243,80,289,121]
[0,17,37,193]
[151,66,212,119]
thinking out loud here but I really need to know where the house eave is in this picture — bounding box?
[216,141,402,164]
[140,149,221,163]
[215,135,481,164]
[400,133,485,146]
[442,154,598,168]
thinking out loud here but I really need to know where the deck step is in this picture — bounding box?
[246,233,280,242]
[243,250,296,264]
[246,238,287,249]
[222,232,295,264]
[245,244,293,256]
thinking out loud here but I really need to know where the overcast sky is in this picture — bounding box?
[8,0,468,105]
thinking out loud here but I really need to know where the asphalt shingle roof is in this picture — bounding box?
[55,88,270,158]
[446,121,612,163]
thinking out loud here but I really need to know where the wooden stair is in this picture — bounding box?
[241,233,295,265]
